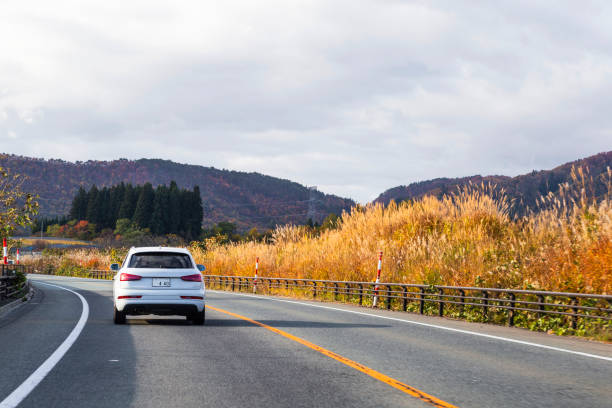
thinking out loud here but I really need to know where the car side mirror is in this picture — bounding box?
[110,263,120,271]
[197,264,206,272]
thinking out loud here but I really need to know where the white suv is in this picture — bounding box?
[112,247,206,325]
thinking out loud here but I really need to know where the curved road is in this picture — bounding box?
[0,275,610,407]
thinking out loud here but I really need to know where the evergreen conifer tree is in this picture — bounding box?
[150,185,170,235]
[168,181,181,234]
[86,185,100,224]
[118,184,136,221]
[96,187,111,229]
[133,183,155,229]
[69,186,88,220]
[110,183,126,223]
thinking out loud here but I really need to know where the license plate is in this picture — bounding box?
[152,278,171,287]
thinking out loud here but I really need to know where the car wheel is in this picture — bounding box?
[113,306,126,324]
[191,309,205,325]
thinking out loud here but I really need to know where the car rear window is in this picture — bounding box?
[128,252,194,269]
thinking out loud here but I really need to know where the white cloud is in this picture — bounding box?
[0,0,611,202]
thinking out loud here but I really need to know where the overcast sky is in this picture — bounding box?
[1,1,611,202]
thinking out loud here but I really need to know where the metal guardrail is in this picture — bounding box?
[1,264,26,277]
[31,268,115,280]
[203,275,612,328]
[0,264,29,303]
[24,267,612,329]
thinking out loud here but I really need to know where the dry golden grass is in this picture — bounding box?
[190,168,612,294]
[24,248,113,272]
[18,237,93,246]
[27,167,611,294]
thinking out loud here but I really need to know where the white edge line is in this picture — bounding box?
[0,282,89,408]
[208,289,612,363]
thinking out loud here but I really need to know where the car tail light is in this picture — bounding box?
[120,273,142,281]
[117,295,142,299]
[181,274,202,282]
[181,296,204,300]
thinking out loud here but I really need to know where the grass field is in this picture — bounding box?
[14,237,94,247]
[191,169,612,295]
[24,168,611,294]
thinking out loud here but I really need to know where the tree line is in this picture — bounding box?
[33,181,203,241]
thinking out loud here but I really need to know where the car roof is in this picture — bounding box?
[128,246,191,255]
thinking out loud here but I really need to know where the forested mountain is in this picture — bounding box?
[374,151,612,213]
[0,154,354,231]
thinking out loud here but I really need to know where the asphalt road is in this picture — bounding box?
[0,275,610,408]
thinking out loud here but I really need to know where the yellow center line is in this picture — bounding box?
[206,305,458,408]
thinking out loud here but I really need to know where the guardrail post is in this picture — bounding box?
[333,282,339,301]
[253,257,259,294]
[459,289,465,317]
[231,277,236,291]
[571,297,578,330]
[312,281,317,298]
[386,285,391,310]
[438,288,444,317]
[537,295,544,318]
[419,287,425,314]
[358,284,363,305]
[372,251,383,307]
[508,293,516,326]
[402,287,408,311]
[482,290,489,320]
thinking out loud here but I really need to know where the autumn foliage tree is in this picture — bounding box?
[0,167,39,238]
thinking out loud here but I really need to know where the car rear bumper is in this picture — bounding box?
[115,290,205,314]
[122,303,201,316]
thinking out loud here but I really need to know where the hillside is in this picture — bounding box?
[0,154,354,231]
[374,151,612,213]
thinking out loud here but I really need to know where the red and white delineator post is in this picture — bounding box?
[2,238,7,265]
[253,257,259,293]
[16,248,20,265]
[372,251,383,307]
